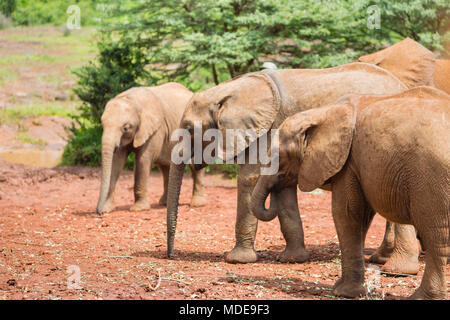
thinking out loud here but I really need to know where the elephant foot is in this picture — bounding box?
[159,195,167,206]
[190,195,206,208]
[98,201,115,215]
[408,287,445,300]
[277,247,309,263]
[368,246,393,265]
[224,246,258,264]
[333,278,366,298]
[381,254,419,275]
[130,201,150,212]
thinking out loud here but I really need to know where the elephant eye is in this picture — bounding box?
[216,95,231,109]
[123,124,132,132]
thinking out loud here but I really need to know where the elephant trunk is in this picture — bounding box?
[250,175,279,222]
[96,135,117,214]
[166,162,185,257]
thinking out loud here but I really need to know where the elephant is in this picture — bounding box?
[96,83,206,215]
[167,62,415,265]
[358,37,450,94]
[251,87,449,299]
[357,37,450,271]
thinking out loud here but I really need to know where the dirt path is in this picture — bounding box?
[0,160,446,300]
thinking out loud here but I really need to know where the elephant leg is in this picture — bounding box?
[130,148,151,211]
[102,147,129,213]
[189,165,206,207]
[158,165,169,206]
[276,186,310,263]
[332,172,375,298]
[409,219,448,299]
[368,220,395,264]
[224,163,259,264]
[381,224,420,275]
[369,221,419,275]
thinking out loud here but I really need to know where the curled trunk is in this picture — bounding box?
[166,163,185,257]
[250,175,279,221]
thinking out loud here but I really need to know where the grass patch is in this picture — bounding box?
[0,52,92,67]
[16,131,47,146]
[0,103,75,125]
[0,67,19,86]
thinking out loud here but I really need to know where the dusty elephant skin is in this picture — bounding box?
[357,37,450,273]
[167,62,411,264]
[358,37,450,94]
[251,87,450,299]
[96,83,205,215]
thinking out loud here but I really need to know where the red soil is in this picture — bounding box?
[0,160,448,300]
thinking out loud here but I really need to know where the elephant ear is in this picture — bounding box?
[215,73,281,160]
[296,102,356,192]
[132,88,166,148]
[358,38,436,88]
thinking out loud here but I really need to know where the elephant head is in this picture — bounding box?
[96,87,164,214]
[167,71,283,257]
[251,102,356,221]
[358,38,436,89]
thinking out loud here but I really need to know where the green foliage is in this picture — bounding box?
[379,0,450,51]
[0,0,16,17]
[105,0,448,85]
[61,124,102,167]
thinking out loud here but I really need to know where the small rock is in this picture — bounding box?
[15,92,28,98]
[7,279,16,286]
[54,95,68,101]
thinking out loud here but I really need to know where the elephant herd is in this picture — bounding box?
[95,38,449,299]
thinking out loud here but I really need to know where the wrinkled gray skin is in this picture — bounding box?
[251,87,449,299]
[167,62,419,266]
[96,84,205,215]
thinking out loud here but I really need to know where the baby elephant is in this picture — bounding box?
[96,83,205,215]
[251,87,449,299]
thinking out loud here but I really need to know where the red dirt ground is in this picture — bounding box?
[0,160,448,300]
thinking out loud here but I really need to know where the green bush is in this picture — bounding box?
[0,0,16,17]
[61,124,102,167]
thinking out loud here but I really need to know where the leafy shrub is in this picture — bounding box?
[0,0,16,17]
[61,124,102,167]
